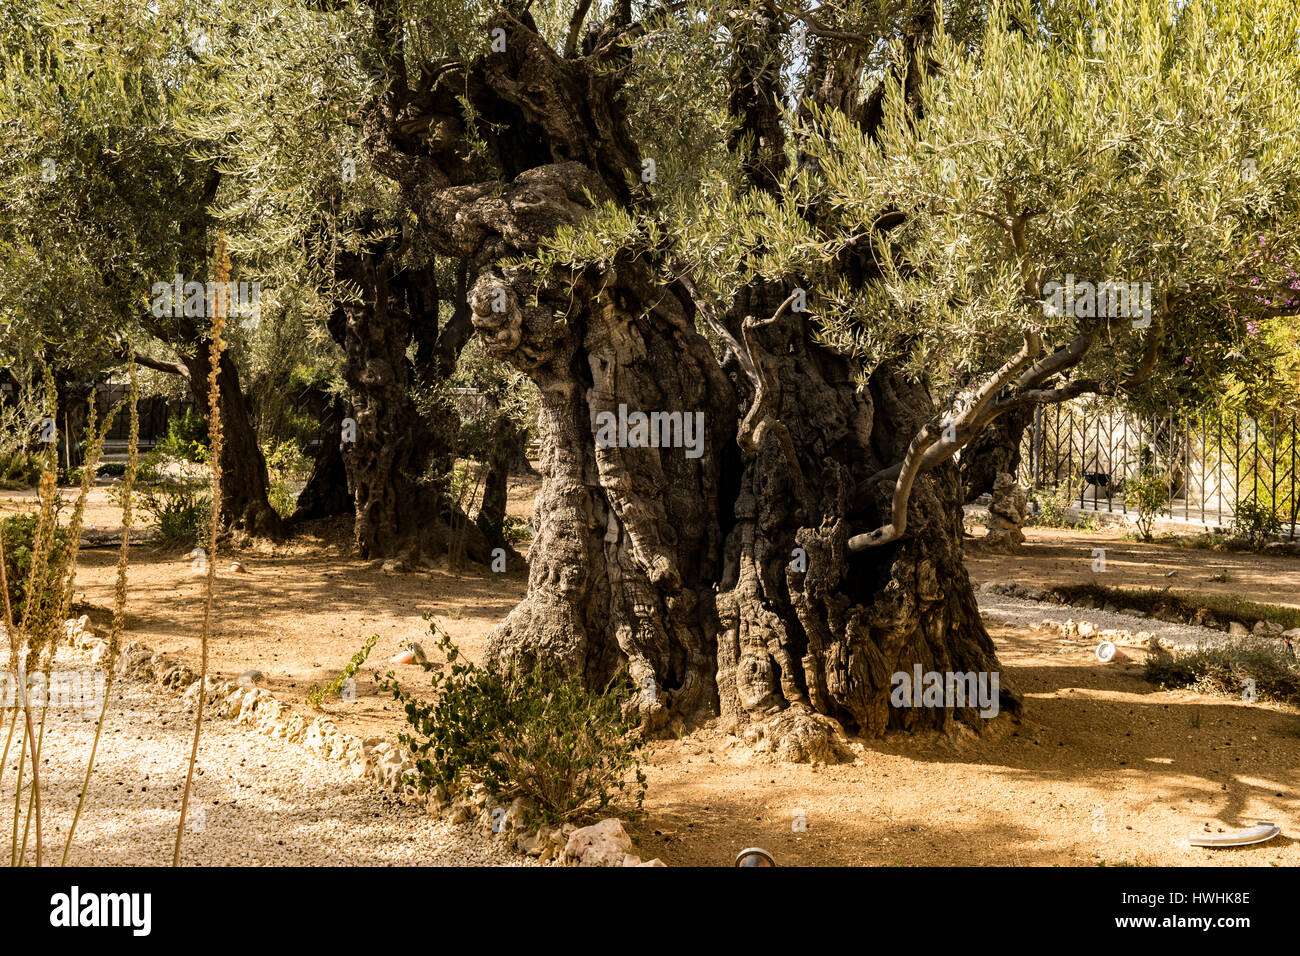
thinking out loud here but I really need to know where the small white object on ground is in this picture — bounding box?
[1095,641,1116,663]
[230,561,246,573]
[1188,821,1280,848]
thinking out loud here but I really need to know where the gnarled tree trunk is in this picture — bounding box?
[329,243,488,564]
[474,397,527,552]
[360,2,1015,746]
[182,350,284,538]
[290,396,354,524]
[962,404,1033,503]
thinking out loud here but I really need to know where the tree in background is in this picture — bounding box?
[0,1,283,534]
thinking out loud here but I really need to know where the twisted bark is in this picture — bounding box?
[359,3,1017,745]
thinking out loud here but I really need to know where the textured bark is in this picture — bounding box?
[362,7,735,730]
[182,351,284,538]
[702,8,1016,742]
[472,269,735,732]
[329,246,488,564]
[360,3,1014,743]
[962,404,1032,503]
[291,405,354,524]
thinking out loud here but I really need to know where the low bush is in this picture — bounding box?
[0,445,40,489]
[308,635,378,708]
[263,439,312,519]
[1232,496,1282,549]
[1027,483,1074,527]
[1144,638,1300,707]
[0,512,71,624]
[1123,473,1169,540]
[381,619,647,826]
[156,408,209,463]
[137,482,211,546]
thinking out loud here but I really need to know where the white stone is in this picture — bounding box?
[565,818,634,867]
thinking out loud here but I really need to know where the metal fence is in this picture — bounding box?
[95,383,189,445]
[1019,399,1300,539]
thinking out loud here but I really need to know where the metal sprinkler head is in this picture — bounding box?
[735,847,776,867]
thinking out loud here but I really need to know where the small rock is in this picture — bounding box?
[516,829,545,857]
[565,818,633,867]
[229,561,246,573]
[1228,621,1249,637]
[426,786,450,814]
[502,797,530,832]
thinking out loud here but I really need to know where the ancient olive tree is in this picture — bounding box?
[0,2,286,535]
[344,0,1298,749]
[187,1,506,562]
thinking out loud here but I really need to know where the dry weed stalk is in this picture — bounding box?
[17,386,120,868]
[62,358,140,863]
[9,371,60,868]
[174,236,228,865]
[3,369,122,867]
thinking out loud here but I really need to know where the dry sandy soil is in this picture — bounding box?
[5,482,1298,867]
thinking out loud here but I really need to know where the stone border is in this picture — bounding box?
[63,617,661,867]
[977,581,1300,642]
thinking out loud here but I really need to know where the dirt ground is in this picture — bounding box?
[6,483,1299,867]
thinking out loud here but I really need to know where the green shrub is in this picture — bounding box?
[133,449,170,485]
[1144,638,1300,707]
[263,439,311,519]
[502,514,531,546]
[156,409,209,463]
[97,461,128,477]
[0,445,39,489]
[1124,473,1169,540]
[381,619,648,826]
[1,512,71,624]
[1027,484,1068,527]
[1232,496,1282,549]
[137,482,211,545]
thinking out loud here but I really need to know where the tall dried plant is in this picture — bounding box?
[174,236,228,865]
[0,512,19,866]
[61,358,140,863]
[8,370,59,867]
[4,369,121,867]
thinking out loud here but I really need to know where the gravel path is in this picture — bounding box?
[976,591,1234,649]
[1,652,526,867]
